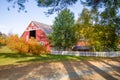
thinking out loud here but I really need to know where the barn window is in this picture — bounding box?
[40,41,44,46]
[30,30,36,39]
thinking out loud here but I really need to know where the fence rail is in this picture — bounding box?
[51,51,120,57]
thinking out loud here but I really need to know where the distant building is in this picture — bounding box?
[72,41,90,51]
[21,21,52,51]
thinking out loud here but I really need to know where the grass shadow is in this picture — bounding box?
[100,60,120,74]
[0,52,34,59]
[0,62,44,80]
[17,54,78,63]
[16,54,101,63]
[62,61,83,80]
[17,54,120,63]
[83,61,118,80]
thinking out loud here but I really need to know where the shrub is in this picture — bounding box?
[0,37,6,45]
[28,38,47,55]
[7,35,47,55]
[0,34,7,46]
[7,35,19,51]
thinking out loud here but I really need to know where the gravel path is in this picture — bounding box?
[0,59,120,80]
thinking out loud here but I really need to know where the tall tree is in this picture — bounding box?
[90,8,99,25]
[100,0,120,26]
[52,9,76,50]
[77,8,91,26]
[76,8,92,40]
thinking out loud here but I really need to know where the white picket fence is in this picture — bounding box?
[51,50,120,57]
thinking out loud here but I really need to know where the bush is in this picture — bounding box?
[0,35,6,46]
[7,35,47,55]
[28,38,47,55]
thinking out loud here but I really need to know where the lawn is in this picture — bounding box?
[0,46,118,66]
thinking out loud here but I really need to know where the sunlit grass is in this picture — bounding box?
[0,46,119,66]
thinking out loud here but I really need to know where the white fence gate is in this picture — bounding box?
[51,51,120,57]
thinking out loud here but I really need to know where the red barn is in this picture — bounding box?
[21,21,52,51]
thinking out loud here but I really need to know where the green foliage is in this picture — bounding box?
[75,8,117,51]
[7,35,47,55]
[75,23,117,51]
[37,0,77,14]
[115,37,120,50]
[78,8,91,25]
[76,8,93,43]
[52,9,76,50]
[95,0,120,30]
[6,0,120,16]
[91,26,117,51]
[90,8,99,25]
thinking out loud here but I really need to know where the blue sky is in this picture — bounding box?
[0,0,83,36]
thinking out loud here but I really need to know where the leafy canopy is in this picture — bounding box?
[52,9,76,50]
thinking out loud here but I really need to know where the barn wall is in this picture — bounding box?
[21,31,29,41]
[36,30,50,51]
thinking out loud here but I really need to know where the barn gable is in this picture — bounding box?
[32,21,52,34]
[25,21,52,34]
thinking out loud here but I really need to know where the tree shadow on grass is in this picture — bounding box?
[23,62,65,80]
[16,55,88,79]
[0,52,33,59]
[0,62,41,80]
[16,55,79,63]
[71,61,95,79]
[16,55,99,63]
[62,61,83,80]
[83,61,118,80]
[0,61,78,80]
[0,56,120,80]
[0,62,64,80]
[100,60,120,74]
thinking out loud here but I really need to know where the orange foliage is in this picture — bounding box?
[7,35,47,55]
[0,36,6,45]
[28,38,47,55]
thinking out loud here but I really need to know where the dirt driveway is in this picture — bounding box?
[0,59,120,80]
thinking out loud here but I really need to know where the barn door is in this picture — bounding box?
[30,30,36,39]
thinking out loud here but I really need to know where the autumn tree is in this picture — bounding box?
[52,9,76,50]
[0,32,7,46]
[75,7,117,51]
[76,8,92,41]
[90,26,117,51]
[78,8,91,25]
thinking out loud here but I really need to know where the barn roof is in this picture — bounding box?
[32,21,52,34]
[72,46,89,51]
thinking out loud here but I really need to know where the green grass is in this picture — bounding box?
[0,46,118,66]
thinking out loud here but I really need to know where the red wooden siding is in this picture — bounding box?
[21,31,29,41]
